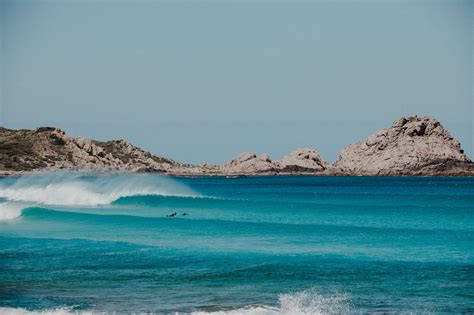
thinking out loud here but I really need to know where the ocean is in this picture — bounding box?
[0,173,473,314]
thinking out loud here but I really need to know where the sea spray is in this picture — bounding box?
[278,288,351,314]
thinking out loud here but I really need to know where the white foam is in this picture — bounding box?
[0,172,198,207]
[0,202,27,220]
[278,289,351,314]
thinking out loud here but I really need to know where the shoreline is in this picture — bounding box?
[1,167,473,178]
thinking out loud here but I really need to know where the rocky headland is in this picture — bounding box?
[0,116,472,176]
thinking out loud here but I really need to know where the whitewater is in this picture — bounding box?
[0,173,473,313]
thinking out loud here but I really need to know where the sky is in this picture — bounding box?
[0,0,472,164]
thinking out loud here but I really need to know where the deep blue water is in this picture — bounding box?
[0,174,473,314]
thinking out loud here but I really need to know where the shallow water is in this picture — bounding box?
[0,174,473,314]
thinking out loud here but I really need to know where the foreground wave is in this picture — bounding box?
[0,289,351,315]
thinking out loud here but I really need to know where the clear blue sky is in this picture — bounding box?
[0,0,472,164]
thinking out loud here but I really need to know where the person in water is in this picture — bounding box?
[166,212,189,217]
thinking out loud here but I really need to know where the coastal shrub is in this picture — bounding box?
[0,140,34,156]
[35,127,57,133]
[50,135,66,145]
[151,155,175,165]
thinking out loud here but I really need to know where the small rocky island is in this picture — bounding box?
[0,116,472,176]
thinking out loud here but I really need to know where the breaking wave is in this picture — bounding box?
[0,289,352,314]
[193,289,352,314]
[0,172,198,220]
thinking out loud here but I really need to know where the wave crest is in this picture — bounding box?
[0,172,198,207]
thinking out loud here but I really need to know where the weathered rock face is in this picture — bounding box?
[276,148,329,172]
[219,152,276,174]
[334,116,472,175]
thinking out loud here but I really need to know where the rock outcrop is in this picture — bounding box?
[216,149,329,175]
[219,153,276,175]
[334,116,473,175]
[276,148,329,172]
[0,127,180,174]
[1,116,472,177]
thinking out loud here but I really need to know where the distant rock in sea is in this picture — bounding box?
[219,152,276,175]
[276,148,329,172]
[1,115,472,176]
[333,116,473,176]
[216,149,329,175]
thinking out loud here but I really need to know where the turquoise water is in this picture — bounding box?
[0,174,473,314]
